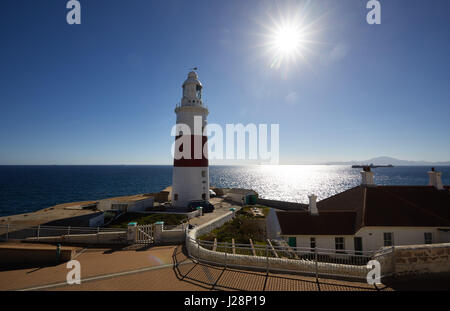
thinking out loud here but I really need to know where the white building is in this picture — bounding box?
[97,194,154,212]
[267,168,450,253]
[171,71,210,208]
[225,188,258,205]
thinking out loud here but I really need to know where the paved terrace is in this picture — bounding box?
[1,202,445,291]
[0,244,396,291]
[187,197,240,227]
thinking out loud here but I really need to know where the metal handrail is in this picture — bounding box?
[188,237,377,281]
[196,238,374,257]
[0,224,126,231]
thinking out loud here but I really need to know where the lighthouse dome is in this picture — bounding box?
[182,71,203,88]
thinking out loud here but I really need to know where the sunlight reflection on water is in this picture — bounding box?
[209,165,450,203]
[210,165,360,203]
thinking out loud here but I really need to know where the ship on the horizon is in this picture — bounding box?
[352,163,394,169]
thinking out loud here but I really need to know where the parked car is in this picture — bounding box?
[209,189,217,198]
[187,200,215,213]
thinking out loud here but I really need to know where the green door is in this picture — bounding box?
[288,237,297,247]
[245,195,250,205]
[354,237,363,255]
[245,194,257,205]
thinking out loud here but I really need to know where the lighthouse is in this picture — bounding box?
[172,71,210,208]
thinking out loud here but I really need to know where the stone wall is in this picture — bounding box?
[0,245,75,265]
[257,198,307,211]
[393,243,450,275]
[159,229,185,243]
[373,243,450,277]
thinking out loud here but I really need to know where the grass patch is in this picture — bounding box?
[107,212,187,228]
[197,210,267,244]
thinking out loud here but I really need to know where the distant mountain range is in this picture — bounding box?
[324,156,450,166]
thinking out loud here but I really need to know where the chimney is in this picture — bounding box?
[428,167,444,190]
[360,166,375,186]
[308,194,318,215]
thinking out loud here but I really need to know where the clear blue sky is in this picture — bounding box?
[1,0,449,165]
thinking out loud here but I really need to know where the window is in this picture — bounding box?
[424,232,433,244]
[335,237,345,253]
[310,237,316,250]
[383,233,393,246]
[202,193,206,200]
[111,203,128,211]
[174,194,178,201]
[201,170,206,178]
[288,237,297,247]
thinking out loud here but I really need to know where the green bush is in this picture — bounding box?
[108,213,187,228]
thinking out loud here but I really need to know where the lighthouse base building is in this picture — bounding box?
[172,71,210,208]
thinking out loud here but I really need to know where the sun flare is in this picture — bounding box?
[273,24,304,55]
[258,4,322,70]
[266,20,309,68]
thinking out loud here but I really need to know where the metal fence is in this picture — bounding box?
[190,238,380,281]
[136,224,154,245]
[0,224,126,242]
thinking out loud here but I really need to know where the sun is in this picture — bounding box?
[266,20,309,68]
[257,4,323,70]
[272,24,304,56]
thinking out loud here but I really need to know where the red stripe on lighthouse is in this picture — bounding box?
[173,135,209,167]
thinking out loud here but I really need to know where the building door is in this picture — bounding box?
[354,237,363,255]
[288,237,297,247]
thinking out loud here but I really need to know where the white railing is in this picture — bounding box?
[184,209,394,282]
[0,224,126,242]
[188,237,376,281]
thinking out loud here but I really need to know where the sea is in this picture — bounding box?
[0,165,449,217]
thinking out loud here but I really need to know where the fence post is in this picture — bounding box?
[37,225,40,241]
[225,248,228,269]
[392,245,396,277]
[67,226,71,236]
[315,249,318,281]
[197,239,200,260]
[266,244,269,275]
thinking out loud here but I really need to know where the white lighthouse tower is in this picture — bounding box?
[172,71,210,208]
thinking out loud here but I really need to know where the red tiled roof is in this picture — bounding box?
[277,185,450,236]
[364,186,450,227]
